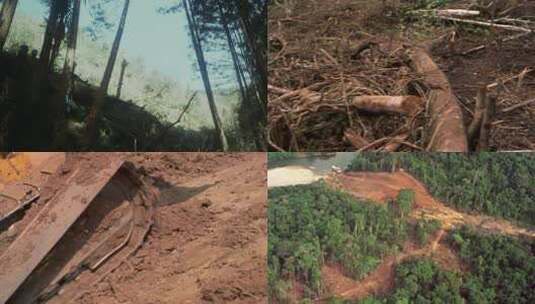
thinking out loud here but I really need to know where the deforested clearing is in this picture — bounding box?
[268,0,535,152]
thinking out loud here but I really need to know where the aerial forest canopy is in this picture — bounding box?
[348,153,535,227]
[268,182,411,301]
[0,0,267,151]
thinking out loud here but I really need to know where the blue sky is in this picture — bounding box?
[19,0,202,88]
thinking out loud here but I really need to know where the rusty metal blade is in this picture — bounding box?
[0,157,124,304]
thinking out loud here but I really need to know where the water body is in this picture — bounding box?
[267,153,356,188]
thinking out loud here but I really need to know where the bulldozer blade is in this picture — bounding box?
[0,157,125,304]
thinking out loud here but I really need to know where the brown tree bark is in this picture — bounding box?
[409,47,468,152]
[49,17,65,70]
[0,0,19,51]
[64,0,80,77]
[100,0,130,93]
[238,0,266,98]
[183,0,229,151]
[116,59,128,98]
[63,0,80,117]
[218,2,247,105]
[40,0,62,68]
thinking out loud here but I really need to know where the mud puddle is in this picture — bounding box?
[268,152,356,188]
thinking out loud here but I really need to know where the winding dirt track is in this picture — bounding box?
[317,171,535,302]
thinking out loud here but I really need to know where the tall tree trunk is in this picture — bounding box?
[238,0,267,103]
[64,0,80,76]
[40,0,61,68]
[183,0,229,151]
[116,59,128,98]
[49,17,65,70]
[233,25,263,107]
[63,0,80,103]
[100,0,130,93]
[85,0,130,147]
[0,0,18,51]
[218,2,247,104]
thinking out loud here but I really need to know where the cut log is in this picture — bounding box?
[409,47,468,152]
[350,95,422,115]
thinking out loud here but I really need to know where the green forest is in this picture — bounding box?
[355,227,535,304]
[348,153,535,226]
[0,0,266,151]
[268,182,534,304]
[268,182,413,302]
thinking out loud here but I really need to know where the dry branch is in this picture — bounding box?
[382,133,410,152]
[477,96,496,151]
[437,16,534,32]
[415,9,481,17]
[487,68,534,89]
[467,87,487,148]
[461,32,533,56]
[501,98,535,113]
[344,129,369,149]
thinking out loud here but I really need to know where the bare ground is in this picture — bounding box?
[0,153,267,304]
[269,0,535,151]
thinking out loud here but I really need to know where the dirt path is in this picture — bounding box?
[317,171,535,301]
[330,171,535,238]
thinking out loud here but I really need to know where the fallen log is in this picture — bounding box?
[409,47,468,152]
[350,95,422,115]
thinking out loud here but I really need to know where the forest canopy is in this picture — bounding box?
[348,153,535,226]
[268,182,411,302]
[358,227,535,304]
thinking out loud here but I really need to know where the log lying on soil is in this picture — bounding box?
[350,95,422,115]
[409,47,468,152]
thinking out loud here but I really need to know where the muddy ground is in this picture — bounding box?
[268,0,535,151]
[0,153,267,304]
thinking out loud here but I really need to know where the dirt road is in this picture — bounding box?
[318,170,534,301]
[330,171,535,238]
